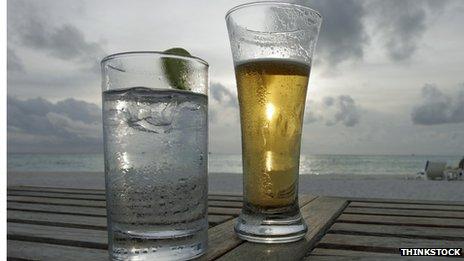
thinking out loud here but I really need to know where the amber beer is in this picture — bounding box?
[227,1,321,243]
[235,58,310,210]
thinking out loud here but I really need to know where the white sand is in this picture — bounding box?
[7,172,464,202]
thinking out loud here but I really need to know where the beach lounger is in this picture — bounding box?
[444,169,461,180]
[444,157,464,181]
[424,161,446,180]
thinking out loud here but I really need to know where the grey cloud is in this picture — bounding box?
[304,100,322,123]
[210,83,237,108]
[368,0,449,61]
[295,0,450,66]
[411,84,464,125]
[8,0,105,71]
[209,83,239,124]
[322,96,335,107]
[46,112,100,138]
[7,48,24,71]
[295,0,368,66]
[8,69,98,97]
[424,0,450,12]
[305,95,361,127]
[7,96,102,153]
[333,95,361,127]
[53,99,101,124]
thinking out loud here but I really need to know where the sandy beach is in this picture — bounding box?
[8,171,464,202]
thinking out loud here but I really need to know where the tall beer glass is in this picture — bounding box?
[226,2,322,243]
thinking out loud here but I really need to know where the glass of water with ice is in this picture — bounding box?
[101,51,208,260]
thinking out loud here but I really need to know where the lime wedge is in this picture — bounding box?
[163,47,191,57]
[162,48,192,90]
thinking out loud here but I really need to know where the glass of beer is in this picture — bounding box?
[225,2,322,243]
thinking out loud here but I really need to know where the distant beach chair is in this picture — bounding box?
[444,169,461,180]
[443,157,464,181]
[424,161,446,180]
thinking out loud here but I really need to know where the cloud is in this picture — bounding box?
[7,96,102,153]
[295,0,368,66]
[294,0,451,66]
[8,0,105,71]
[411,84,464,125]
[333,95,361,127]
[367,0,449,61]
[209,83,238,123]
[305,95,361,127]
[210,83,237,108]
[53,99,101,124]
[7,48,24,71]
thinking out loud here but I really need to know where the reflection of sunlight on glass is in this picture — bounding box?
[265,151,273,172]
[115,100,127,111]
[299,154,306,174]
[119,152,131,171]
[265,103,275,121]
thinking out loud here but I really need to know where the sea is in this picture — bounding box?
[7,153,463,176]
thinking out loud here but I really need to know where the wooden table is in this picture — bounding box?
[7,186,464,260]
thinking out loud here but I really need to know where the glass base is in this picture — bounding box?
[109,225,207,261]
[234,204,308,243]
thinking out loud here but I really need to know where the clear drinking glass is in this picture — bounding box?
[101,51,209,260]
[226,2,322,243]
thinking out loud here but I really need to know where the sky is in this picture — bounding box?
[7,0,464,155]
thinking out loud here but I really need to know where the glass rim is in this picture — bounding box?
[225,1,322,21]
[100,51,209,67]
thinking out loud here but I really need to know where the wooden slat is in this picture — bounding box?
[8,210,107,230]
[308,248,397,257]
[209,215,234,226]
[317,234,464,251]
[345,206,464,219]
[329,222,464,241]
[205,218,242,260]
[349,201,464,212]
[8,240,108,261]
[8,195,107,207]
[297,194,318,207]
[7,223,107,249]
[300,197,347,248]
[346,197,464,206]
[217,196,346,261]
[209,192,242,197]
[304,257,379,261]
[7,190,106,200]
[208,207,240,216]
[208,200,242,208]
[338,214,464,228]
[208,195,243,202]
[307,250,456,261]
[307,249,457,260]
[9,186,105,194]
[8,202,107,216]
